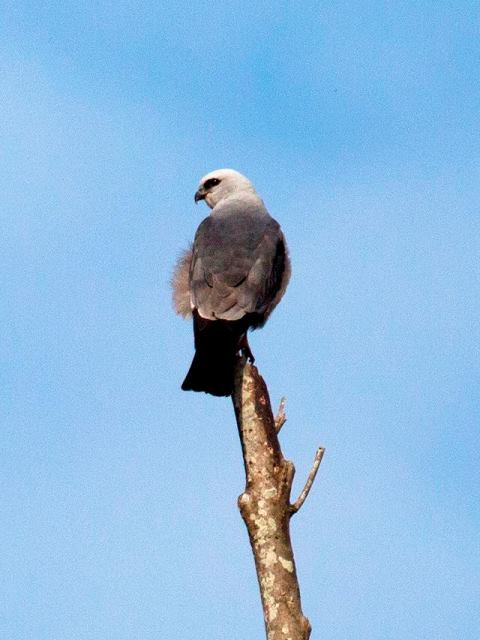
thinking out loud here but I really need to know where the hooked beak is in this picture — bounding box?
[194,188,206,204]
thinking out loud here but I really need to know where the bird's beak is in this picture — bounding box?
[194,188,206,204]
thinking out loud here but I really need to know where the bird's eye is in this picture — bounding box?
[203,178,221,190]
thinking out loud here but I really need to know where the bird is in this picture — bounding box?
[172,169,290,396]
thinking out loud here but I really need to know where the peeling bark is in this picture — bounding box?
[232,360,322,640]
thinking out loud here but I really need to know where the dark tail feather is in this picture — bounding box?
[182,316,241,397]
[181,348,236,396]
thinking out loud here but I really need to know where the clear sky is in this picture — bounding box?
[1,2,479,639]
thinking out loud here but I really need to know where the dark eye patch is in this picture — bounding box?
[203,177,221,190]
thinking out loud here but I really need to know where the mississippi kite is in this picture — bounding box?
[172,169,290,396]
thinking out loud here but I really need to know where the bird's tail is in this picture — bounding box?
[181,315,243,397]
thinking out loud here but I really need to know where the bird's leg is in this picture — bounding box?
[239,334,255,363]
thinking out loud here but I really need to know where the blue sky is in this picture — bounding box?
[1,2,479,638]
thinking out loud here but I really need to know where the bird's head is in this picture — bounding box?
[194,169,255,209]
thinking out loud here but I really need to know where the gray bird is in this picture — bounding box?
[172,169,290,396]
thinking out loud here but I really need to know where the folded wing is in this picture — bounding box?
[190,211,290,325]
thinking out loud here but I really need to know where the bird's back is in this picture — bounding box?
[190,198,283,322]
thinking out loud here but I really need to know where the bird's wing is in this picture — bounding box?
[252,229,291,325]
[171,245,193,318]
[190,209,288,322]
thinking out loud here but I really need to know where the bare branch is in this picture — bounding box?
[290,447,325,515]
[274,396,287,433]
[232,361,312,640]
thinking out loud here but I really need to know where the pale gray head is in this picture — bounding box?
[194,169,256,209]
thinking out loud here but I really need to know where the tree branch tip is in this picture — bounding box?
[284,459,296,486]
[275,396,287,433]
[290,447,325,515]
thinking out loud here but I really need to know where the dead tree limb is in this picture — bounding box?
[232,360,323,640]
[290,448,325,515]
[274,397,287,433]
